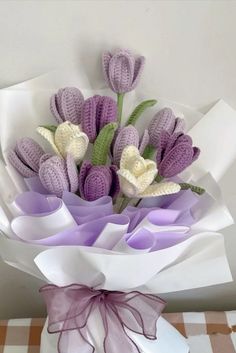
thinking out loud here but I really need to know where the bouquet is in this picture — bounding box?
[0,48,235,353]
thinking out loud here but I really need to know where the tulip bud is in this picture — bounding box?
[102,49,145,94]
[50,87,84,124]
[8,137,45,177]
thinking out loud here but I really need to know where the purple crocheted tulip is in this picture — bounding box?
[79,161,120,201]
[8,137,45,178]
[39,154,79,198]
[81,95,117,142]
[149,108,186,148]
[50,87,84,124]
[112,125,149,166]
[102,49,145,94]
[156,131,200,178]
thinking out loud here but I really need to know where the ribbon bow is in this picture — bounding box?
[40,284,166,353]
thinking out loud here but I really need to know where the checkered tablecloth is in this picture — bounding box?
[0,312,236,353]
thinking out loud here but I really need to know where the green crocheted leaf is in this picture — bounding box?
[39,125,57,133]
[142,144,156,159]
[92,122,118,166]
[126,99,157,126]
[179,183,205,195]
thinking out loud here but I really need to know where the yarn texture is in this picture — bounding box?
[39,154,79,198]
[102,49,145,94]
[50,87,84,124]
[117,146,180,198]
[8,137,45,177]
[37,121,89,164]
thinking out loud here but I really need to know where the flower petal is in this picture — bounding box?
[174,133,192,146]
[130,56,145,90]
[54,121,82,157]
[163,131,183,157]
[138,182,181,198]
[83,167,112,201]
[60,87,84,124]
[109,165,120,198]
[108,51,135,93]
[65,132,89,163]
[50,94,64,124]
[15,137,45,172]
[174,117,186,133]
[102,51,113,89]
[119,145,140,170]
[139,129,150,155]
[66,154,79,193]
[149,108,176,147]
[192,146,200,162]
[163,132,192,159]
[156,130,170,165]
[37,127,60,156]
[136,163,157,193]
[113,126,139,166]
[51,88,84,124]
[39,156,69,197]
[97,96,117,132]
[39,153,52,165]
[159,143,194,178]
[129,156,147,177]
[81,96,98,142]
[78,160,93,198]
[55,89,65,118]
[117,169,140,197]
[8,149,37,177]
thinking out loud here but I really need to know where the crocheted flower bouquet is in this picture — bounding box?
[0,49,234,353]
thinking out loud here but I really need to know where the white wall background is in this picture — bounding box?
[0,0,236,319]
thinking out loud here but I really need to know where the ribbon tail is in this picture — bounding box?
[58,328,95,353]
[100,303,141,353]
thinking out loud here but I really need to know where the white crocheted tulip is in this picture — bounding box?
[117,146,181,198]
[37,121,89,164]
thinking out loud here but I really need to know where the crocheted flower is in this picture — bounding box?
[156,131,200,178]
[79,161,120,201]
[102,49,145,94]
[117,146,180,198]
[148,108,185,148]
[81,95,117,142]
[112,125,149,166]
[50,87,84,124]
[37,121,89,164]
[39,154,79,198]
[8,137,45,177]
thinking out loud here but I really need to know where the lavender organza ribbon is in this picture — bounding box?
[40,284,166,353]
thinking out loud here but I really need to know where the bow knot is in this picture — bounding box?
[40,284,166,353]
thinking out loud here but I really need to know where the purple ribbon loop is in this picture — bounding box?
[40,284,166,353]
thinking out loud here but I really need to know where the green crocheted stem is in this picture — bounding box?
[155,173,164,183]
[179,183,205,195]
[118,196,131,213]
[39,125,57,133]
[117,93,125,125]
[142,144,156,159]
[126,99,157,126]
[92,122,117,165]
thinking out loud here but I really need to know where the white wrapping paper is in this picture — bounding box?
[0,71,235,353]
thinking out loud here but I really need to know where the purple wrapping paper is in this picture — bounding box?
[28,214,129,246]
[9,188,204,252]
[62,191,113,224]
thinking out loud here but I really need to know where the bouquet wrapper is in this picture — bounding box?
[40,315,189,353]
[0,72,236,353]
